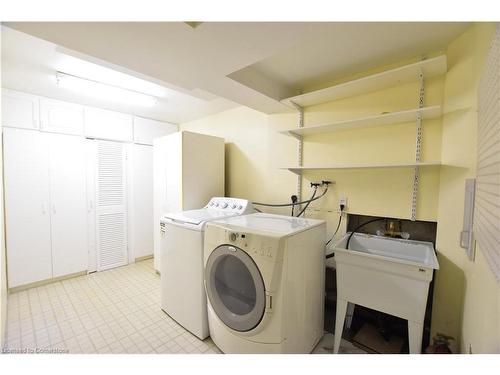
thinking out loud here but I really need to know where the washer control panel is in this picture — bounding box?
[206,197,253,214]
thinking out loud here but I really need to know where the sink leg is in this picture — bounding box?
[333,298,348,354]
[345,302,355,330]
[408,320,423,354]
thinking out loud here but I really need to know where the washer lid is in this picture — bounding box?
[209,213,325,236]
[163,208,238,226]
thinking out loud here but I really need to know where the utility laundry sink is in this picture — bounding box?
[330,232,439,354]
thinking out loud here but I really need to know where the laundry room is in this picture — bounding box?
[1,1,500,374]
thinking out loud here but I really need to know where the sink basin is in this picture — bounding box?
[330,232,440,354]
[334,232,439,270]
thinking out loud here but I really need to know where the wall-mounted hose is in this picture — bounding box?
[326,216,386,259]
[345,217,387,249]
[295,186,318,217]
[252,185,329,209]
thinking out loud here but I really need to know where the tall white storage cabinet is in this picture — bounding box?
[2,88,182,285]
[3,128,87,288]
[153,131,225,271]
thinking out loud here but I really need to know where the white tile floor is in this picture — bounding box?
[2,259,364,354]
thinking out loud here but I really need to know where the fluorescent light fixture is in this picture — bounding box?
[56,72,157,107]
[57,54,167,98]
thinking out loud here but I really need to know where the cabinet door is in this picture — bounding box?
[84,107,133,142]
[40,98,84,135]
[133,117,177,145]
[128,144,154,260]
[95,140,128,271]
[48,133,88,278]
[1,89,39,130]
[3,128,52,287]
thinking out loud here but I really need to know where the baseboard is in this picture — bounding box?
[135,255,153,262]
[1,295,6,349]
[8,271,88,293]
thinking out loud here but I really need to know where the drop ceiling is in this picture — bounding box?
[2,22,470,123]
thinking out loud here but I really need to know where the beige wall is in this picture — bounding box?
[183,74,445,233]
[1,120,7,347]
[432,23,499,353]
[182,23,499,353]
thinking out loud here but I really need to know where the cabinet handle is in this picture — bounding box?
[88,200,94,212]
[52,204,56,214]
[41,203,46,215]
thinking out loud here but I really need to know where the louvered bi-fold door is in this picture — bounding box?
[95,140,128,271]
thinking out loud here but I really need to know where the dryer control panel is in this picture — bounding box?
[224,230,282,261]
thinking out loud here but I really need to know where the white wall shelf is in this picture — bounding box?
[280,105,441,137]
[282,161,442,175]
[281,55,447,108]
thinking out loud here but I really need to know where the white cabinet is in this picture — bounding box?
[1,89,39,130]
[3,128,88,288]
[48,134,87,277]
[133,116,177,145]
[128,144,154,260]
[85,107,133,142]
[3,128,52,287]
[40,98,84,135]
[153,131,224,271]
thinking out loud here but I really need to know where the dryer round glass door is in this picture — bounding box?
[205,245,265,332]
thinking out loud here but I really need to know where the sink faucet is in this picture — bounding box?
[376,219,410,239]
[385,220,400,237]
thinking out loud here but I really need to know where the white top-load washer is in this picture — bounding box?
[203,213,326,353]
[160,197,253,340]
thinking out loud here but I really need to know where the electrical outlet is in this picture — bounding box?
[339,197,348,207]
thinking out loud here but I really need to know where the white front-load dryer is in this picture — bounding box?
[160,197,253,340]
[203,213,326,353]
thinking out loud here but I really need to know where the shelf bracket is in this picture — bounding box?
[286,130,303,141]
[411,69,425,221]
[290,100,304,206]
[288,168,303,176]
